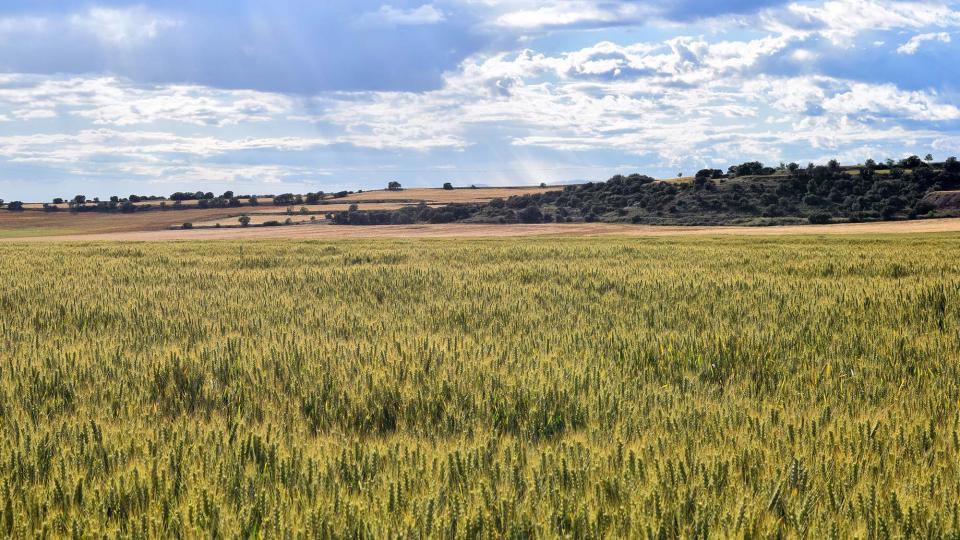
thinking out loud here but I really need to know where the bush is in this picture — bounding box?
[239,216,251,227]
[808,212,831,224]
[518,206,543,223]
[6,201,24,211]
[181,222,193,229]
[803,194,826,206]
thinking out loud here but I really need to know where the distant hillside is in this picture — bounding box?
[331,156,960,226]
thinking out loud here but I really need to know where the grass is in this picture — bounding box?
[0,235,959,537]
[0,226,82,238]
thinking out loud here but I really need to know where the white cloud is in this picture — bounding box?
[822,83,960,120]
[363,4,445,25]
[762,0,960,41]
[896,32,952,54]
[495,1,648,29]
[69,7,179,45]
[0,76,291,127]
[3,0,960,193]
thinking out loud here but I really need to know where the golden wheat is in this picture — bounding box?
[0,235,958,538]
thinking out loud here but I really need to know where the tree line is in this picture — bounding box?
[331,156,960,226]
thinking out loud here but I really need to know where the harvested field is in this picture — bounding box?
[5,217,960,242]
[0,208,243,238]
[242,202,437,215]
[330,186,557,204]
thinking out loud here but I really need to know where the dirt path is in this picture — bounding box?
[4,218,960,242]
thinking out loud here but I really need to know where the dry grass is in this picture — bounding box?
[924,191,960,210]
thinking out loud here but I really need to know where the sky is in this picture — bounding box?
[1,1,960,200]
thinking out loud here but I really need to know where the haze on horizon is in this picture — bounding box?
[0,0,958,201]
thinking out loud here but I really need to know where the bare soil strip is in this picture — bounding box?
[5,218,960,242]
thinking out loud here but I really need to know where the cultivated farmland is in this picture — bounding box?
[0,236,959,537]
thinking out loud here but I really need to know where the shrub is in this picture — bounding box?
[518,206,543,223]
[808,212,831,224]
[181,222,193,229]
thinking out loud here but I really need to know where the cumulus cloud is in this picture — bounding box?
[2,0,960,198]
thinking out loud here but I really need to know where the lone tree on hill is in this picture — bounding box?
[388,181,402,191]
[443,182,454,190]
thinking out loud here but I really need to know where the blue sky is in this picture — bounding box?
[1,0,959,200]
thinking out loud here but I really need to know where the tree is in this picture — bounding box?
[181,222,193,230]
[52,197,64,204]
[925,154,934,163]
[239,215,251,227]
[442,182,454,190]
[73,195,87,205]
[900,155,923,168]
[222,190,234,199]
[540,182,547,188]
[388,181,402,191]
[6,201,23,211]
[945,157,960,173]
[727,162,764,177]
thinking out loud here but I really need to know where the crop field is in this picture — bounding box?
[1,235,959,538]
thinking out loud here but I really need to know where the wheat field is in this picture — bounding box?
[0,236,958,538]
